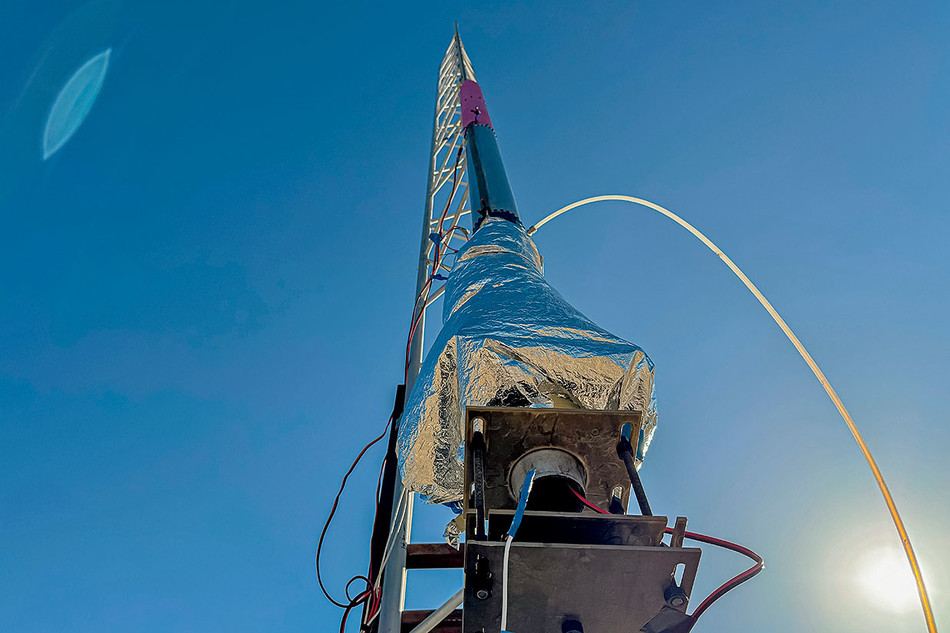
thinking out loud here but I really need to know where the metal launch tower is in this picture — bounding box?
[375,28,476,633]
[319,25,939,633]
[368,29,477,633]
[348,29,761,633]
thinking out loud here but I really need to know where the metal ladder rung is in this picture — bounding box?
[400,609,462,633]
[405,543,464,569]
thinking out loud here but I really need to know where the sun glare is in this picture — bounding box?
[855,546,932,614]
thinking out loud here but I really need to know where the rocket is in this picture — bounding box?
[397,76,658,523]
[363,39,771,633]
[459,80,520,230]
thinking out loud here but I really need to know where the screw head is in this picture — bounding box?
[475,589,489,600]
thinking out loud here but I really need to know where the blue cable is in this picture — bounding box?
[506,469,536,539]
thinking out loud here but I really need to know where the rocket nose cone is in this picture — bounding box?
[461,80,493,130]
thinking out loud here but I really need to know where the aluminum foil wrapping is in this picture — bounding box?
[397,218,657,505]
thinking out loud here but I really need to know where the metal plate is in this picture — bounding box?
[477,510,669,547]
[464,407,643,512]
[463,541,701,633]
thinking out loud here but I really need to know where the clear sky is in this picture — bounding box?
[1,1,948,632]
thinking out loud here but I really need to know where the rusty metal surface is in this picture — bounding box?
[463,407,644,512]
[406,543,465,569]
[401,609,462,633]
[464,541,700,633]
[474,510,668,548]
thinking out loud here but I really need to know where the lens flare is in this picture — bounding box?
[855,546,935,614]
[43,48,111,159]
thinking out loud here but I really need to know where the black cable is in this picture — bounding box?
[471,430,487,540]
[344,575,373,604]
[617,435,652,516]
[361,385,406,631]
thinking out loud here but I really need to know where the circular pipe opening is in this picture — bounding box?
[508,448,588,512]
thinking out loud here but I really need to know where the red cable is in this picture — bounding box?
[426,148,463,296]
[569,489,763,622]
[315,414,395,608]
[350,149,468,627]
[571,487,610,514]
[327,149,467,625]
[403,278,432,382]
[339,588,373,633]
[403,147,467,385]
[663,526,764,620]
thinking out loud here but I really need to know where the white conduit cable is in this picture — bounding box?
[374,488,409,588]
[527,194,937,633]
[500,470,536,633]
[500,535,514,631]
[363,489,410,628]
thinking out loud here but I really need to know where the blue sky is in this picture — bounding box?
[1,1,948,632]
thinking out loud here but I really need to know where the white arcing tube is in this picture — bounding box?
[528,194,937,633]
[408,587,464,633]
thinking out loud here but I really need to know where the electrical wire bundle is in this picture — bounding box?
[316,151,469,633]
[314,413,392,633]
[571,488,763,626]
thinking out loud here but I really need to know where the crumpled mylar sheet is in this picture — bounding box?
[397,218,657,508]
